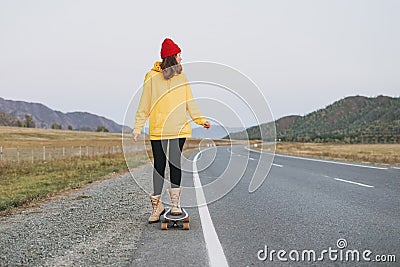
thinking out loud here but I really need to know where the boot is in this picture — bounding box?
[148,194,165,223]
[167,187,182,215]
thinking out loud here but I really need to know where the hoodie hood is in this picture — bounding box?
[152,61,162,72]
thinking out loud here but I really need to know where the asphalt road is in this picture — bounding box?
[133,145,399,266]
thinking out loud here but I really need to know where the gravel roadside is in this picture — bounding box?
[0,163,154,266]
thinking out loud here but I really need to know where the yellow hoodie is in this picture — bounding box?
[133,62,207,140]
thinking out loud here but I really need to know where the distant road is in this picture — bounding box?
[134,145,399,266]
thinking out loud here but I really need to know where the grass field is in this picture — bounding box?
[0,127,246,213]
[0,126,123,148]
[0,153,146,212]
[271,142,400,166]
[0,127,139,213]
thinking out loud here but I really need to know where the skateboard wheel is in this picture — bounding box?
[183,223,190,230]
[161,223,168,230]
[183,217,190,223]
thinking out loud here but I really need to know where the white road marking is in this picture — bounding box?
[323,175,375,188]
[244,146,262,153]
[275,154,388,170]
[272,163,283,168]
[193,152,229,267]
[392,167,400,170]
[333,177,374,188]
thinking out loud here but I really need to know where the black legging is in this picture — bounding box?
[150,138,186,195]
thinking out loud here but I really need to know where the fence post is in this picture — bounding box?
[17,147,20,164]
[43,146,46,161]
[0,146,2,161]
[79,146,82,158]
[63,147,65,157]
[86,146,89,157]
[31,149,34,164]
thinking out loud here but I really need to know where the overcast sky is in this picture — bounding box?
[1,0,399,128]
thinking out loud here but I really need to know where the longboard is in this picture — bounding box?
[161,208,190,230]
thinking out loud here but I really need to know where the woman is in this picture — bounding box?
[133,38,211,223]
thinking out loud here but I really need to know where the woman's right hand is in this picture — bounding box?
[133,132,139,141]
[203,121,211,129]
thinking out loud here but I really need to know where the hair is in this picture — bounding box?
[160,55,182,80]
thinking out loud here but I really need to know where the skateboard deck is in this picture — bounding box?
[161,208,190,230]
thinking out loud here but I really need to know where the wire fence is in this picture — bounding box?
[0,139,238,165]
[0,145,146,164]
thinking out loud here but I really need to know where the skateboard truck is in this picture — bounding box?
[161,208,190,230]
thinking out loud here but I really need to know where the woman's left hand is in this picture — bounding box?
[133,132,139,141]
[203,121,211,129]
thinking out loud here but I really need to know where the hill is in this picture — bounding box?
[227,95,400,143]
[0,97,125,133]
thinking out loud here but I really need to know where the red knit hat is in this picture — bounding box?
[160,38,181,59]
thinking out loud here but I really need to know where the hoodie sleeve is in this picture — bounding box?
[186,79,207,126]
[133,73,152,134]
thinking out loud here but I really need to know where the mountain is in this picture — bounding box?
[0,97,125,133]
[227,95,400,143]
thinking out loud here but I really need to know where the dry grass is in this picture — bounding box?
[0,126,122,148]
[270,142,400,166]
[0,153,148,212]
[0,126,251,148]
[0,126,252,212]
[0,127,134,212]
